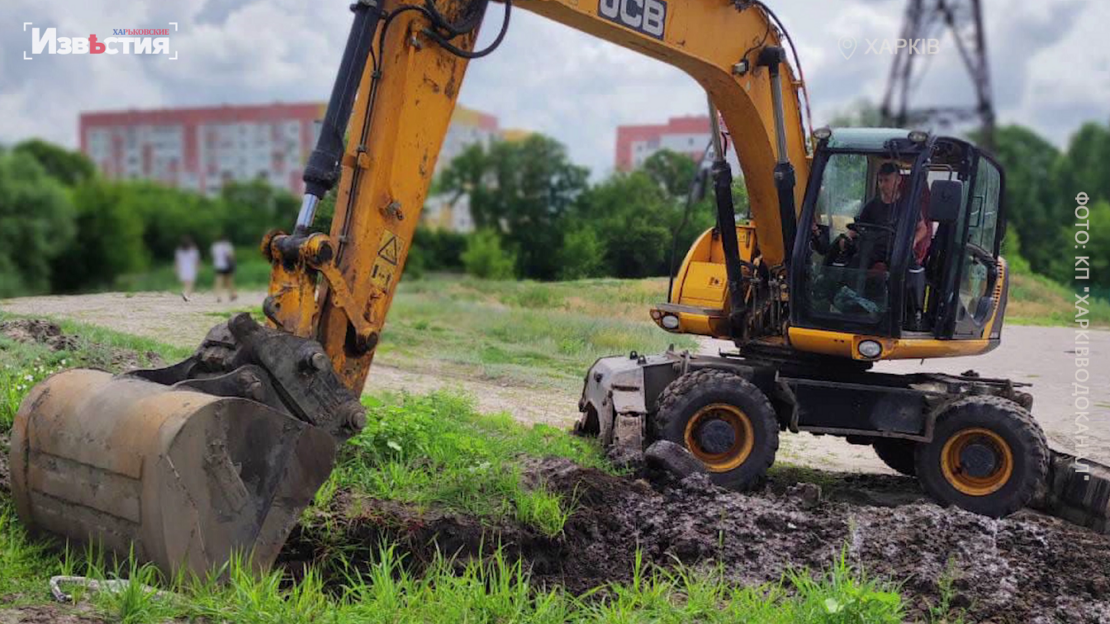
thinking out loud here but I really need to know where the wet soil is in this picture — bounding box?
[0,319,164,372]
[0,604,103,624]
[284,457,1110,624]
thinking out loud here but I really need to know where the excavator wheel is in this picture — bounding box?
[915,395,1049,517]
[872,438,918,476]
[653,369,779,490]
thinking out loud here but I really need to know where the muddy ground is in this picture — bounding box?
[1,321,1109,621]
[0,319,164,371]
[285,458,1110,624]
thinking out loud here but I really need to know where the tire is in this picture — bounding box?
[872,438,918,476]
[915,396,1048,518]
[653,369,779,490]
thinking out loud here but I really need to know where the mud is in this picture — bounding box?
[285,457,1110,624]
[0,604,104,624]
[0,319,164,371]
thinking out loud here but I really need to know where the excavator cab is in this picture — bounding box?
[788,128,1008,360]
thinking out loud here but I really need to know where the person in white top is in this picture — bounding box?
[211,235,237,303]
[175,236,200,302]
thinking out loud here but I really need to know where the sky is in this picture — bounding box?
[1,0,1106,178]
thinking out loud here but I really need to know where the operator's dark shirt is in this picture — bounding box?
[855,197,897,264]
[857,197,897,226]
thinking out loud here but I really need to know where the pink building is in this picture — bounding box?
[80,102,500,197]
[80,103,326,197]
[615,115,712,171]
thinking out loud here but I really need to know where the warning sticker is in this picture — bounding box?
[370,230,404,290]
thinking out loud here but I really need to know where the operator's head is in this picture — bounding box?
[877,162,900,203]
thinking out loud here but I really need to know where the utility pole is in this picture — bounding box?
[881,0,995,151]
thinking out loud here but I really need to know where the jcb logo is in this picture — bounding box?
[598,0,666,40]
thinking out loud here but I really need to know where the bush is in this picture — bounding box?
[0,153,75,296]
[461,230,516,279]
[558,228,605,280]
[50,180,148,292]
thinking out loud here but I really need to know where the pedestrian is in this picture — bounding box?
[211,233,237,303]
[175,236,200,302]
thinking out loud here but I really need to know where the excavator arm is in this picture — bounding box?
[268,0,813,393]
[10,0,818,578]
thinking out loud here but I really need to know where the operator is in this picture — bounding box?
[838,161,929,269]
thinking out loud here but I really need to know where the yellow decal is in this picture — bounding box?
[370,230,404,290]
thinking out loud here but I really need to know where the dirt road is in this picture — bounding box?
[3,289,1107,471]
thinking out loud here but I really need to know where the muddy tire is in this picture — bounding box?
[652,369,779,490]
[915,396,1048,518]
[872,438,917,476]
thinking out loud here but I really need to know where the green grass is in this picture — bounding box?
[0,311,913,622]
[331,391,609,537]
[1007,272,1110,326]
[1,314,186,431]
[380,276,696,390]
[1,537,906,624]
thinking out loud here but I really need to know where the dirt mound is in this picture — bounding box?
[285,457,1110,623]
[1,319,79,352]
[0,319,164,371]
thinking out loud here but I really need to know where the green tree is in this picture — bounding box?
[984,125,1067,279]
[576,171,673,277]
[0,153,75,296]
[643,149,699,198]
[119,182,223,260]
[439,135,588,280]
[461,229,516,279]
[1086,200,1110,289]
[219,179,300,246]
[13,139,96,186]
[558,228,605,279]
[49,181,147,292]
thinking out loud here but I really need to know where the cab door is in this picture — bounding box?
[936,154,1004,339]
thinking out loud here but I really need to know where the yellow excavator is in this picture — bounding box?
[9,0,1107,579]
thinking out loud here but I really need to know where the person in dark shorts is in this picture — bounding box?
[211,234,237,303]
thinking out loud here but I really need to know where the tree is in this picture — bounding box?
[558,228,605,280]
[461,229,516,279]
[13,139,96,187]
[0,153,75,296]
[439,135,589,280]
[119,182,223,260]
[984,125,1067,280]
[643,149,699,198]
[219,179,299,246]
[576,171,673,278]
[49,180,147,292]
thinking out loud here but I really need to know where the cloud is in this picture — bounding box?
[0,0,1106,177]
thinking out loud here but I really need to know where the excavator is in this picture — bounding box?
[9,0,1108,579]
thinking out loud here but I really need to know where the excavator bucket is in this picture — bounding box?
[8,368,337,578]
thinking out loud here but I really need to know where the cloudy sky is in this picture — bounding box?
[1,0,1106,177]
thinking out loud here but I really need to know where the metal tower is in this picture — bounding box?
[880,0,995,150]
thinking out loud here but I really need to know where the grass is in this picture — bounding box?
[1,536,907,624]
[330,390,610,537]
[1006,271,1110,326]
[379,275,697,390]
[0,313,911,622]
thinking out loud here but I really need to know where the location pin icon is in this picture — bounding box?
[839,37,857,60]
